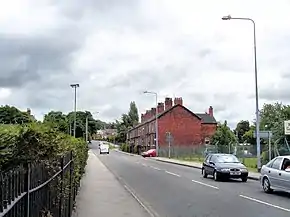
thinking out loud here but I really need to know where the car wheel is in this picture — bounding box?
[241,177,248,182]
[202,168,208,178]
[213,170,219,181]
[262,177,273,193]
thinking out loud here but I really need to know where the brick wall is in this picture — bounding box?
[158,105,203,147]
[201,124,217,143]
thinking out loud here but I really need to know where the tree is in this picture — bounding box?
[234,120,250,143]
[0,105,34,124]
[211,121,237,153]
[242,125,256,145]
[43,111,68,133]
[128,101,139,126]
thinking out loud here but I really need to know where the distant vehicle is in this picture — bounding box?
[99,143,109,155]
[260,155,290,193]
[202,153,248,182]
[141,149,156,157]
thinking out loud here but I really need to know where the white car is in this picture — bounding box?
[99,143,110,154]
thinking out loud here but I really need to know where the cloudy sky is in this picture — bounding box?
[0,0,289,127]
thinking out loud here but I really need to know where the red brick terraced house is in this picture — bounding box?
[126,97,217,154]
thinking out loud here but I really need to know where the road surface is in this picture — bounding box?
[91,142,290,217]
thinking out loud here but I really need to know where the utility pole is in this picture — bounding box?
[70,83,79,138]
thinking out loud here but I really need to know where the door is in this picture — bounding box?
[269,157,283,188]
[207,155,216,175]
[278,158,290,190]
[203,155,213,175]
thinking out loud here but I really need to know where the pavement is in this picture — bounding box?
[96,147,290,217]
[72,148,150,217]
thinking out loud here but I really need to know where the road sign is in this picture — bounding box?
[166,132,173,142]
[284,121,290,135]
[253,131,272,139]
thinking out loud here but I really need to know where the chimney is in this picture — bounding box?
[151,107,156,117]
[208,106,213,117]
[164,97,173,110]
[145,110,150,121]
[27,108,31,115]
[157,102,164,114]
[174,97,183,106]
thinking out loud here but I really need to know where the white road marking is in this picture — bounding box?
[150,166,161,171]
[239,194,290,212]
[191,180,219,190]
[165,171,181,177]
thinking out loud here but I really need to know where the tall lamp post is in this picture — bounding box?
[143,91,159,156]
[222,15,261,171]
[70,84,80,138]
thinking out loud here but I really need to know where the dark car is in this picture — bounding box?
[202,153,248,182]
[141,149,156,157]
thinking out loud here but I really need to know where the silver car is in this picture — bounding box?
[260,155,290,193]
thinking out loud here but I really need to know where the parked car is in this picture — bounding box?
[202,153,248,182]
[141,149,156,157]
[260,155,290,193]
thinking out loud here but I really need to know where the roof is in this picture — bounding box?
[196,113,217,124]
[129,104,216,132]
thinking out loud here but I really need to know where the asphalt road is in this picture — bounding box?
[90,142,290,217]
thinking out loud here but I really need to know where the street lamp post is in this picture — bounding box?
[70,84,80,138]
[143,91,159,156]
[222,15,261,171]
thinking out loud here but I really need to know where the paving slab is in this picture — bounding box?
[72,150,150,217]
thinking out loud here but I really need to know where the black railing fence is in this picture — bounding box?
[0,151,80,217]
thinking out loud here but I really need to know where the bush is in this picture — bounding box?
[120,143,129,152]
[0,122,88,212]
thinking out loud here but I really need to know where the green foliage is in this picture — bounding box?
[0,123,88,175]
[0,105,35,124]
[115,101,140,143]
[234,120,250,143]
[120,143,129,152]
[211,121,236,152]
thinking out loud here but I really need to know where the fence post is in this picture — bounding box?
[68,151,74,216]
[24,163,31,217]
[59,156,64,217]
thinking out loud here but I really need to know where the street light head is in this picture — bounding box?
[222,15,231,20]
[70,83,80,88]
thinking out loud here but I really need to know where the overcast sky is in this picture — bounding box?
[0,0,289,127]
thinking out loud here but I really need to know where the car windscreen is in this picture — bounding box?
[214,155,240,163]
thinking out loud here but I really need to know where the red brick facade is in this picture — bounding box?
[127,97,217,151]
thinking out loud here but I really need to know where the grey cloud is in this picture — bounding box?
[0,28,82,88]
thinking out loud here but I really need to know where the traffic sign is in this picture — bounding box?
[253,131,272,139]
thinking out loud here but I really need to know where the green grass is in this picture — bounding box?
[172,156,258,170]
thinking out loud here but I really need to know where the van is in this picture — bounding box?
[99,143,109,154]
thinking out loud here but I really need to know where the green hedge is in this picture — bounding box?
[0,123,88,207]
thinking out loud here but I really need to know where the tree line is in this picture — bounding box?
[212,102,290,158]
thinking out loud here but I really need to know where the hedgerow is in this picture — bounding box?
[0,122,88,214]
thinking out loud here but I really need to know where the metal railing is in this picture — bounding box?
[0,151,79,217]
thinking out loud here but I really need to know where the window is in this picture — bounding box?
[266,158,275,167]
[271,158,283,170]
[205,155,212,163]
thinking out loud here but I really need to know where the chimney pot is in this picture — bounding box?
[174,97,183,106]
[164,97,173,110]
[208,106,213,117]
[157,102,164,113]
